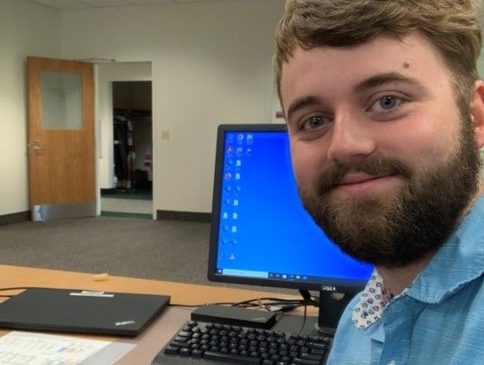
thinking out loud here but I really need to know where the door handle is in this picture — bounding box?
[28,140,45,155]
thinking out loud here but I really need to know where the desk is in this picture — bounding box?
[0,265,311,364]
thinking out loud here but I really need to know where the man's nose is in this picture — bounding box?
[326,112,377,164]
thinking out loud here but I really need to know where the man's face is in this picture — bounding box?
[280,33,482,267]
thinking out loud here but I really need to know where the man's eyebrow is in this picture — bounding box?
[353,72,426,94]
[285,72,426,121]
[286,96,321,122]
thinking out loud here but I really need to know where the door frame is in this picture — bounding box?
[95,62,153,217]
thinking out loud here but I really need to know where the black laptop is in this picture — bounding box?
[0,287,170,337]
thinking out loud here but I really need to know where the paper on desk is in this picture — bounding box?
[0,331,136,365]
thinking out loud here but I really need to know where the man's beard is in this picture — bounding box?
[299,114,482,268]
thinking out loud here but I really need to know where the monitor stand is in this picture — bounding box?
[317,289,356,335]
[269,288,356,336]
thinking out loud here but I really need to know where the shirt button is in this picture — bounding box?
[387,361,396,365]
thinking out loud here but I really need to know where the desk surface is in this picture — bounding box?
[0,265,307,364]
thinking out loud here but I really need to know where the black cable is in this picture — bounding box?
[0,287,28,292]
[299,289,319,306]
[232,297,303,306]
[169,303,201,308]
[298,300,308,336]
[0,287,29,298]
[169,297,306,313]
[232,297,305,313]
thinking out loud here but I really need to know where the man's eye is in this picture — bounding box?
[302,115,327,130]
[373,95,401,111]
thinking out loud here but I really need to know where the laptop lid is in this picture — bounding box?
[0,288,170,337]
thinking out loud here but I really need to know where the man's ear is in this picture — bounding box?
[470,80,484,148]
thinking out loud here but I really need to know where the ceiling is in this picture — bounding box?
[29,0,241,11]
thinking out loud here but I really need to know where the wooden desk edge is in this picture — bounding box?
[0,264,302,305]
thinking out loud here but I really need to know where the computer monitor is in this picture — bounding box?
[207,124,373,297]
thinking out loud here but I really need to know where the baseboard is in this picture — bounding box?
[101,211,152,219]
[156,210,211,222]
[0,211,30,226]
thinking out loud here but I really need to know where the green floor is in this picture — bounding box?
[100,211,152,219]
[100,188,152,201]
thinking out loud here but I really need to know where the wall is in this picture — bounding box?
[0,0,60,216]
[60,0,285,214]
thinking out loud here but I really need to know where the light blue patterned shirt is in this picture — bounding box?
[327,195,484,365]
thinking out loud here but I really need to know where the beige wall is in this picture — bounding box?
[60,0,285,214]
[0,0,60,216]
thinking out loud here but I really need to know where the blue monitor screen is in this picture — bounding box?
[208,124,373,293]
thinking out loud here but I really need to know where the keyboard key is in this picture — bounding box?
[299,352,324,361]
[292,357,321,365]
[178,347,191,357]
[308,342,328,350]
[163,345,179,355]
[204,351,262,364]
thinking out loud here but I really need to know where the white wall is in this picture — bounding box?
[0,0,60,216]
[60,0,285,214]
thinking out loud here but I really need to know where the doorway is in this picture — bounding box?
[101,81,152,217]
[96,62,153,218]
[113,81,152,190]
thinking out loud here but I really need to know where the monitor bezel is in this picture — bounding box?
[207,123,369,294]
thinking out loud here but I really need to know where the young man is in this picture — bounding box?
[276,0,484,364]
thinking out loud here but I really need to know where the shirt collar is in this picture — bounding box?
[407,195,484,304]
[352,271,391,329]
[352,195,484,328]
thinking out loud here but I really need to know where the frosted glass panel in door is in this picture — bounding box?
[41,71,82,130]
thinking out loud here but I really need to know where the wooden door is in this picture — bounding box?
[27,57,95,221]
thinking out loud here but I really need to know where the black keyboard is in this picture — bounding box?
[152,320,332,365]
